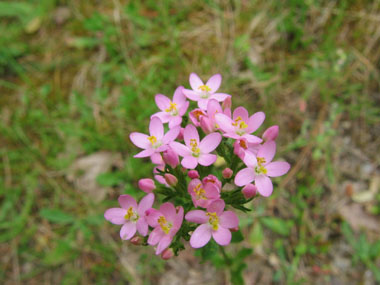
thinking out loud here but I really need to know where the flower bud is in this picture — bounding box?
[161,248,174,260]
[200,116,214,134]
[202,175,222,191]
[138,178,156,193]
[262,125,279,141]
[188,170,199,179]
[162,148,179,168]
[164,173,178,187]
[222,168,233,179]
[150,153,163,165]
[222,96,232,109]
[130,236,143,245]
[242,184,257,199]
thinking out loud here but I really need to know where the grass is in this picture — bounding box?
[1,0,380,284]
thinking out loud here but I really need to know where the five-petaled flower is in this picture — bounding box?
[185,199,239,248]
[104,194,154,240]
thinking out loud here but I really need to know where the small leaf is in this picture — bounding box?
[231,230,244,243]
[40,209,75,224]
[261,217,292,236]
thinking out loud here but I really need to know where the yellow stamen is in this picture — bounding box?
[193,110,204,120]
[165,101,177,113]
[239,139,248,149]
[124,207,134,220]
[194,183,206,199]
[198,85,211,92]
[148,136,157,145]
[232,116,248,129]
[190,139,200,156]
[158,216,172,234]
[257,157,266,166]
[255,165,267,175]
[206,212,219,231]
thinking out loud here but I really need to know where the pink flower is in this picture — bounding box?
[202,174,222,192]
[183,73,231,109]
[152,86,189,129]
[188,179,220,208]
[130,117,180,158]
[215,106,265,143]
[189,108,206,127]
[170,124,221,169]
[234,141,291,197]
[104,194,154,240]
[185,200,239,248]
[138,178,156,193]
[146,203,184,255]
[199,99,230,133]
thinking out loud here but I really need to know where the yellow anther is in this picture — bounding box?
[257,157,266,166]
[190,139,200,155]
[194,183,206,199]
[198,85,211,92]
[239,121,248,129]
[232,116,248,129]
[124,207,134,220]
[239,139,248,149]
[255,165,267,175]
[148,136,157,145]
[158,216,172,234]
[206,212,219,231]
[193,110,204,120]
[165,101,177,113]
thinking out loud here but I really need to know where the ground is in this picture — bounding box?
[0,0,380,284]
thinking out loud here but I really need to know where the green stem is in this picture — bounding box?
[219,246,232,266]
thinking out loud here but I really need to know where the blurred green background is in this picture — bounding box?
[1,0,380,284]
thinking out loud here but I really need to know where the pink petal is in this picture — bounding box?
[150,152,163,164]
[173,206,184,229]
[136,218,148,236]
[243,151,257,168]
[219,211,239,229]
[207,99,222,115]
[104,208,126,225]
[145,208,162,227]
[170,142,191,157]
[181,156,198,169]
[243,134,263,144]
[214,113,234,133]
[207,199,225,216]
[149,117,164,139]
[151,112,170,123]
[188,178,202,195]
[246,111,265,133]
[233,106,249,122]
[198,154,217,166]
[204,183,220,199]
[189,73,204,90]
[255,175,273,197]
[130,132,150,149]
[197,98,209,110]
[118,195,137,209]
[156,235,172,255]
[211,93,230,102]
[137,193,155,215]
[257,141,276,163]
[200,132,222,153]
[134,148,155,158]
[183,89,200,101]
[212,227,231,246]
[185,210,208,224]
[148,227,164,246]
[168,116,182,129]
[184,124,199,147]
[206,74,221,93]
[190,224,212,248]
[173,86,186,104]
[162,126,180,144]
[155,94,170,111]
[160,202,176,222]
[178,101,190,116]
[234,168,255,186]
[262,125,279,141]
[266,161,290,177]
[120,222,136,240]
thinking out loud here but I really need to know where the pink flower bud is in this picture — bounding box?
[164,173,178,187]
[200,116,214,134]
[242,184,257,199]
[222,96,232,109]
[188,170,199,179]
[161,248,174,260]
[130,236,143,245]
[202,175,222,191]
[262,125,279,141]
[222,168,233,179]
[189,109,206,127]
[162,148,179,168]
[177,128,185,141]
[138,178,156,193]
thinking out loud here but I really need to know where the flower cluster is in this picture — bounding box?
[105,73,290,258]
